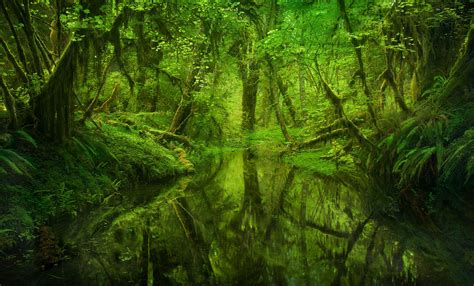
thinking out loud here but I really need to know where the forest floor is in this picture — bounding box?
[0,113,203,267]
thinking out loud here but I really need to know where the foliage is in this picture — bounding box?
[0,0,473,280]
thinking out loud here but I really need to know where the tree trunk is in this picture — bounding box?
[168,91,193,134]
[298,54,307,119]
[35,42,76,142]
[0,0,29,74]
[241,60,259,132]
[380,52,411,113]
[267,59,292,142]
[8,0,44,76]
[0,37,28,83]
[168,60,201,134]
[441,27,474,105]
[277,75,298,126]
[311,57,375,151]
[336,0,378,128]
[0,75,18,130]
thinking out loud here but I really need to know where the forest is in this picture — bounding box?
[0,0,473,284]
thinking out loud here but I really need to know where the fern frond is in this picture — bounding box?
[1,149,34,169]
[0,155,24,175]
[394,146,436,186]
[15,130,37,148]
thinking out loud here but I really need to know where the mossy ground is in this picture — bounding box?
[0,113,194,260]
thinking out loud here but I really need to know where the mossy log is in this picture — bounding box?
[296,128,348,149]
[148,129,195,148]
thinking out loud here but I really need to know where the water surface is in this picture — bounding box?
[26,149,473,285]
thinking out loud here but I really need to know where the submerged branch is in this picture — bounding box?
[283,209,350,238]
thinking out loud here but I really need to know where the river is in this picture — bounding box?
[17,149,474,285]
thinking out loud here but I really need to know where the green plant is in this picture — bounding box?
[0,148,34,176]
[441,129,474,186]
[421,75,448,99]
[0,130,37,176]
[375,106,449,189]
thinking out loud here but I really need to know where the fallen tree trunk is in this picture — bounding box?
[296,128,348,149]
[148,129,195,148]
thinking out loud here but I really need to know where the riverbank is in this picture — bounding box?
[0,112,201,271]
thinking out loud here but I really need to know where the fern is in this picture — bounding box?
[15,130,37,148]
[394,146,437,186]
[421,75,448,99]
[71,133,117,166]
[72,136,97,164]
[441,129,474,186]
[0,148,35,177]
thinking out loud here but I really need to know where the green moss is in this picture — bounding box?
[0,113,195,255]
[96,122,185,180]
[284,148,337,176]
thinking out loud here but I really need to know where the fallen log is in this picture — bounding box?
[147,128,195,148]
[296,128,348,149]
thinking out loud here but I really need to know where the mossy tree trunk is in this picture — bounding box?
[33,0,106,142]
[267,58,292,142]
[441,26,474,105]
[34,42,77,143]
[168,67,199,134]
[240,59,259,132]
[0,75,18,130]
[277,74,298,126]
[336,0,378,128]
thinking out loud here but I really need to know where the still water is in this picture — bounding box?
[29,149,473,285]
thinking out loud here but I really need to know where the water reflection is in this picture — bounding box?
[31,150,467,285]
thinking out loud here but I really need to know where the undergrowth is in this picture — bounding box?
[0,114,193,257]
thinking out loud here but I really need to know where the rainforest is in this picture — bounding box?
[0,0,473,285]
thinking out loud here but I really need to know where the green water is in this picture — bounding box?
[24,150,474,285]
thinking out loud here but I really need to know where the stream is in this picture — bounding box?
[12,149,474,285]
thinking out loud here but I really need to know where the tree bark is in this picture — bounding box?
[277,74,298,126]
[240,59,260,132]
[8,0,44,76]
[441,26,474,105]
[0,75,18,130]
[0,0,29,74]
[35,42,76,142]
[267,59,292,142]
[0,37,28,83]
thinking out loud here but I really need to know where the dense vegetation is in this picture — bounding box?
[1,0,473,284]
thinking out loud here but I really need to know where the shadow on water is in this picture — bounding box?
[18,149,474,285]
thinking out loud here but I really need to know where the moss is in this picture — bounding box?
[283,148,338,176]
[0,113,195,257]
[95,122,185,180]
